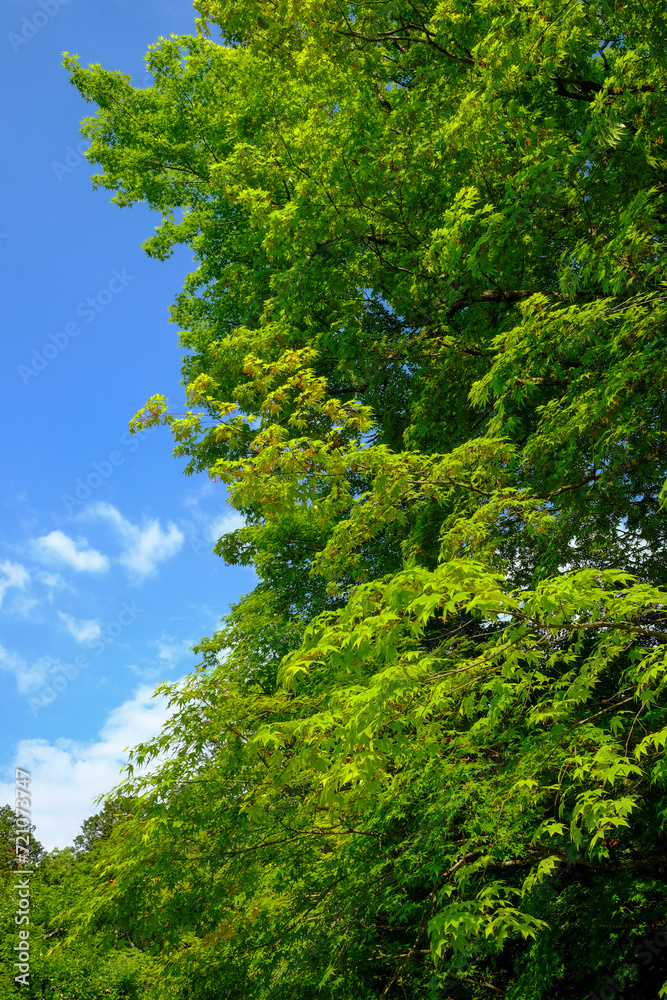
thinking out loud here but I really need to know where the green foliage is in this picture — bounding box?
[58,0,667,996]
[0,813,152,999]
[73,795,138,856]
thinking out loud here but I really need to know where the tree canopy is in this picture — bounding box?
[28,0,667,996]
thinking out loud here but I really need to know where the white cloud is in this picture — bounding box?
[0,644,24,681]
[156,634,196,669]
[0,560,30,606]
[0,645,59,696]
[5,595,40,619]
[33,531,109,573]
[125,662,160,681]
[39,572,68,589]
[181,482,217,508]
[205,511,245,542]
[88,503,183,581]
[58,612,102,644]
[182,497,246,557]
[0,684,175,850]
[181,487,244,539]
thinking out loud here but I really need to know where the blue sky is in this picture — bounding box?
[0,0,252,848]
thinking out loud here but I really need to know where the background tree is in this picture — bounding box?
[0,804,44,875]
[72,795,138,856]
[0,806,151,999]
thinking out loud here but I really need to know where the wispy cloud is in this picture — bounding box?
[206,511,245,541]
[0,684,175,850]
[156,634,196,669]
[58,612,101,644]
[39,571,67,589]
[0,644,60,696]
[0,644,24,682]
[181,488,246,556]
[0,560,30,606]
[33,531,109,573]
[88,503,184,581]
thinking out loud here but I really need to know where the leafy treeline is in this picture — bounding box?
[7,0,667,996]
[0,801,150,999]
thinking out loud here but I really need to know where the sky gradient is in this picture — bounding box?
[0,0,252,848]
